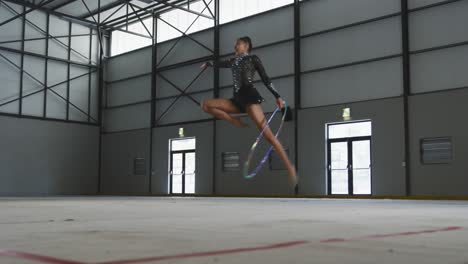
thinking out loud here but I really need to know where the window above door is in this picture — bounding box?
[328,120,372,139]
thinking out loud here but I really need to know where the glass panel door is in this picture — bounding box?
[184,152,196,194]
[352,140,371,195]
[169,137,196,195]
[171,153,183,194]
[330,142,348,194]
[328,137,372,195]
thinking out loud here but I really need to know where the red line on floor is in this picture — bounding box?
[0,226,462,264]
[97,240,309,264]
[98,226,463,264]
[0,250,86,264]
[319,226,462,243]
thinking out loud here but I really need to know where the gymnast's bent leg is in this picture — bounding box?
[200,98,248,128]
[246,103,298,186]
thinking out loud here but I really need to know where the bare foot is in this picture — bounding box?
[287,166,298,187]
[288,173,298,187]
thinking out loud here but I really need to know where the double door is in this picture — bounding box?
[170,150,195,194]
[327,137,372,195]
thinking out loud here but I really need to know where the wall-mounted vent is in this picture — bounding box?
[269,148,289,170]
[222,152,240,171]
[134,158,146,175]
[421,137,452,164]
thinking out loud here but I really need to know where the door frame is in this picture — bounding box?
[169,149,196,194]
[327,136,372,195]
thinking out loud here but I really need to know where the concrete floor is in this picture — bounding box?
[0,197,467,264]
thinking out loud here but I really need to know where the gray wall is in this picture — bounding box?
[215,117,295,195]
[409,89,468,196]
[298,98,406,196]
[152,122,214,195]
[101,129,151,195]
[101,121,214,195]
[0,116,99,195]
[0,1,100,122]
[405,0,468,195]
[0,2,102,196]
[100,0,468,197]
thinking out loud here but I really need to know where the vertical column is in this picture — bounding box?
[212,0,220,194]
[401,0,411,196]
[149,12,158,194]
[66,21,72,120]
[97,0,104,193]
[19,5,26,116]
[43,13,50,118]
[125,3,129,31]
[97,0,104,126]
[293,0,301,194]
[87,27,92,122]
[213,0,220,100]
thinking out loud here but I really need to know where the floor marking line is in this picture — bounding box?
[0,226,462,264]
[96,226,463,264]
[319,226,462,243]
[0,250,86,264]
[96,241,309,264]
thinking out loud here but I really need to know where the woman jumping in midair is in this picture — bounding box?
[200,36,298,188]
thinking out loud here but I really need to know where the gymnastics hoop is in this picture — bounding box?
[243,100,287,179]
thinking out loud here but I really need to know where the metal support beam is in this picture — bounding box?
[146,0,213,19]
[100,1,161,27]
[0,33,96,45]
[68,0,151,48]
[100,2,126,25]
[2,0,99,28]
[126,2,129,30]
[201,0,214,18]
[401,0,412,196]
[155,67,207,124]
[149,11,158,194]
[113,27,154,39]
[97,0,105,193]
[0,0,54,27]
[19,4,26,115]
[66,21,72,120]
[1,1,93,63]
[51,0,78,11]
[102,0,186,28]
[128,3,153,37]
[80,0,104,54]
[157,73,201,105]
[212,0,219,195]
[0,45,96,68]
[43,12,49,118]
[88,27,93,122]
[293,0,301,195]
[0,53,98,121]
[80,0,127,19]
[158,16,213,52]
[156,0,213,67]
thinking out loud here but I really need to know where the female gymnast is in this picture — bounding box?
[200,36,298,188]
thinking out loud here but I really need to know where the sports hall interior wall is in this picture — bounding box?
[0,115,100,195]
[1,0,468,196]
[0,1,101,195]
[101,0,468,196]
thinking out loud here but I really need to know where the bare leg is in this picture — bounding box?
[247,104,298,186]
[201,98,248,128]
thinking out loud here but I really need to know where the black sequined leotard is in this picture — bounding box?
[207,52,281,112]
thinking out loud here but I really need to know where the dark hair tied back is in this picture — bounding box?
[238,36,253,52]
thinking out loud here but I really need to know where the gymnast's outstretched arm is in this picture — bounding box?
[252,55,281,99]
[203,58,233,68]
